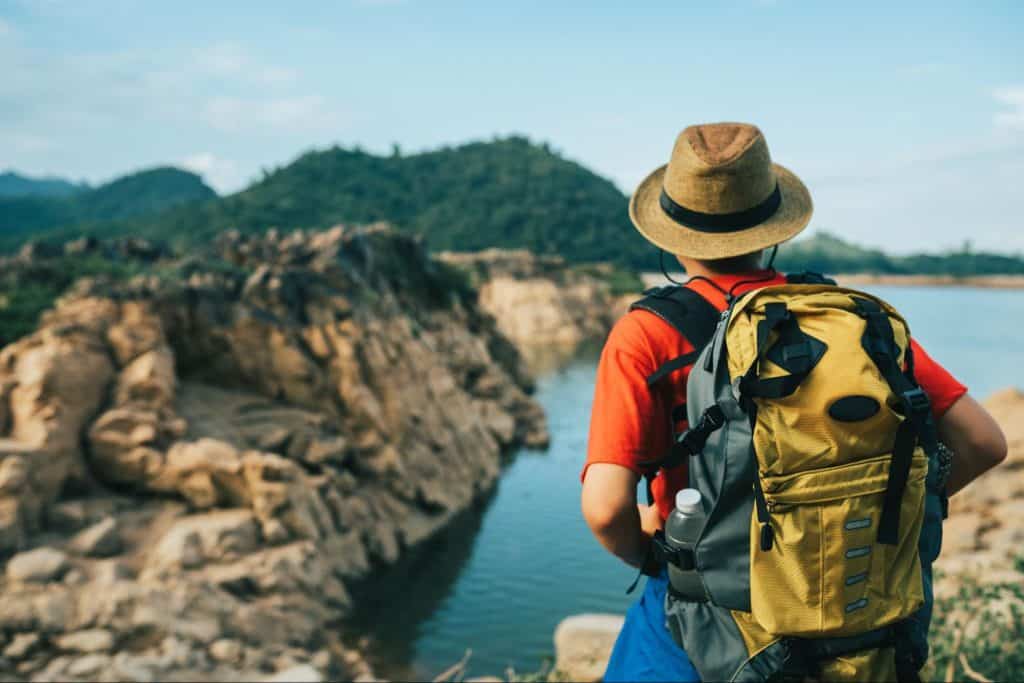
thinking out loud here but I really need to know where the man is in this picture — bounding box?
[581,122,1007,682]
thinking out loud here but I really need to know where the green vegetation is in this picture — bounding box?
[0,250,250,346]
[0,255,147,345]
[3,139,1023,277]
[2,137,653,266]
[0,167,216,248]
[174,138,639,264]
[775,232,1024,277]
[0,171,86,198]
[925,570,1024,682]
[571,263,645,296]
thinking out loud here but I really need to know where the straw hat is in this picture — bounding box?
[629,122,812,260]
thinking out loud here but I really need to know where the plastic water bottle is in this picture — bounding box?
[665,488,708,601]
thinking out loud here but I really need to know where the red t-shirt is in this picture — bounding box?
[583,270,968,521]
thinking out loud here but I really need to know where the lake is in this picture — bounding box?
[346,285,1024,680]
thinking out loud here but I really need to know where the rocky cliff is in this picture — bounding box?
[0,225,547,681]
[437,250,634,357]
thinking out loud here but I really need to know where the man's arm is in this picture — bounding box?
[936,393,1007,495]
[581,463,652,568]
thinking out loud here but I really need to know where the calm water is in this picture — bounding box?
[346,286,1024,680]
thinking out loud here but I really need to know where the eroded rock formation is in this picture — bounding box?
[0,225,547,681]
[437,249,633,353]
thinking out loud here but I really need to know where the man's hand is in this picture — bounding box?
[936,394,1007,495]
[581,463,649,568]
[638,502,663,537]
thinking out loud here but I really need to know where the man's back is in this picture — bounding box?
[584,270,967,522]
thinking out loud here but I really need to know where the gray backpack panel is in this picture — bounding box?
[685,313,755,612]
[664,599,764,683]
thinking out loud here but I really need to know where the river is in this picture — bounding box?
[346,285,1024,680]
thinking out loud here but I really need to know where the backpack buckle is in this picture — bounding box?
[900,387,930,417]
[696,404,725,432]
[677,405,725,456]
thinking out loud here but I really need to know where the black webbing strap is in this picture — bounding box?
[630,285,722,504]
[645,350,701,387]
[783,619,921,682]
[630,286,720,388]
[853,298,934,545]
[637,404,726,472]
[739,302,818,401]
[627,529,697,594]
[785,271,837,286]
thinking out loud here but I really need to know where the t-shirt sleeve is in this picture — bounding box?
[581,315,675,482]
[909,338,967,418]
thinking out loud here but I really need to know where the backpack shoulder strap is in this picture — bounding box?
[629,285,721,386]
[785,271,837,286]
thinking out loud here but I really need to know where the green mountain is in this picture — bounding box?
[7,137,654,266]
[776,232,1024,276]
[0,167,216,247]
[3,139,1023,276]
[0,171,87,198]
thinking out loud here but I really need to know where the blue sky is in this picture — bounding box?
[1,0,1021,253]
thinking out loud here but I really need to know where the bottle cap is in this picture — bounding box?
[675,488,702,514]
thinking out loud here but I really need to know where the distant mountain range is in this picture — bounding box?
[0,171,88,198]
[0,167,216,247]
[1,138,1022,276]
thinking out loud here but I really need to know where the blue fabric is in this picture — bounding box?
[603,571,701,682]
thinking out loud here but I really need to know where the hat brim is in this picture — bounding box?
[628,163,813,260]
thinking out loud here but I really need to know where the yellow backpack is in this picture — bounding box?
[639,278,946,682]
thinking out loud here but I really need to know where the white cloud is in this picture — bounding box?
[193,41,297,86]
[993,86,1024,131]
[195,42,248,76]
[202,94,337,132]
[180,152,243,194]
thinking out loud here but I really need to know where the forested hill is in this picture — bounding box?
[0,167,216,248]
[42,137,649,266]
[775,233,1024,277]
[0,171,87,198]
[2,139,1022,275]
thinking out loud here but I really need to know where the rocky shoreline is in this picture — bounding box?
[438,250,632,364]
[0,226,549,682]
[4,229,1018,682]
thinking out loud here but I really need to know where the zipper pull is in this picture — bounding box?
[760,523,775,551]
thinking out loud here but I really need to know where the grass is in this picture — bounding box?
[924,567,1024,682]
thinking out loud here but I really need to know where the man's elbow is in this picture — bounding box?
[972,426,1008,470]
[582,498,621,537]
[974,430,1007,473]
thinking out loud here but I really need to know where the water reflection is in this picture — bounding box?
[343,490,497,680]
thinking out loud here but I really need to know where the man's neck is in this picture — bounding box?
[677,255,766,280]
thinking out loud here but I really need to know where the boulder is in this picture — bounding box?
[91,558,135,585]
[3,633,40,660]
[115,347,176,409]
[68,517,121,557]
[6,547,70,583]
[263,664,323,683]
[56,629,115,653]
[552,614,624,682]
[106,301,166,367]
[148,508,260,573]
[209,638,243,664]
[66,652,110,677]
